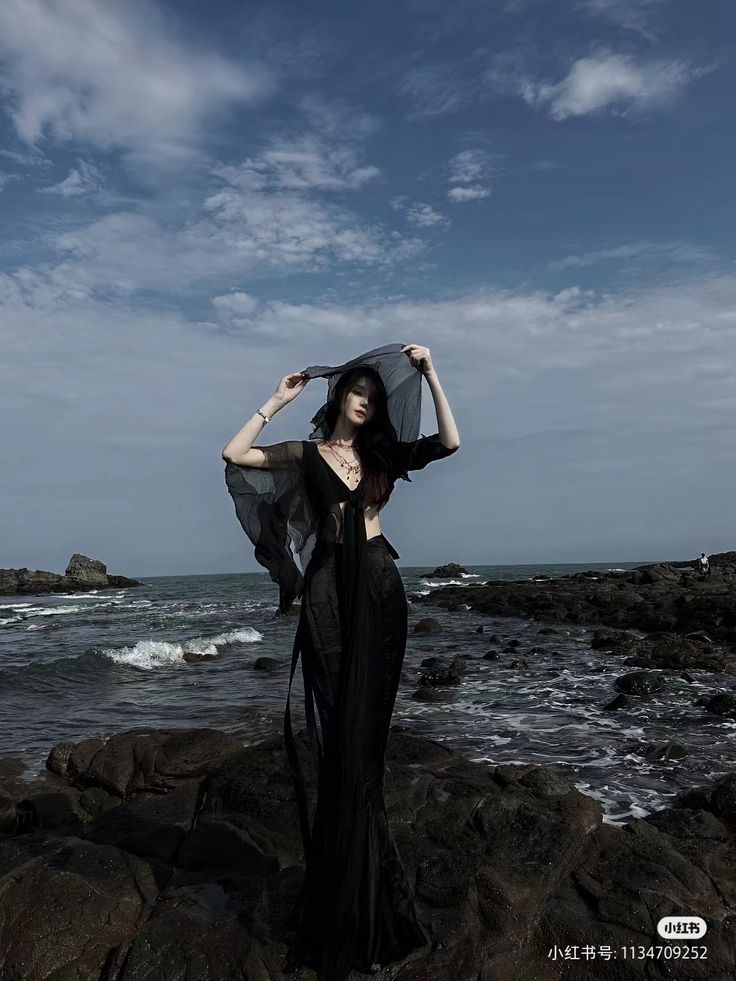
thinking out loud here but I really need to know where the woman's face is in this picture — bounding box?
[343,376,375,426]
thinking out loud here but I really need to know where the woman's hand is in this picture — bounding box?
[401,344,434,376]
[274,371,309,405]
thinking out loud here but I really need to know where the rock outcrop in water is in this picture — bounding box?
[428,562,468,577]
[0,553,142,595]
[0,726,734,979]
[415,550,736,646]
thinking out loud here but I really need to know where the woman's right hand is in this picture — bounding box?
[274,371,309,405]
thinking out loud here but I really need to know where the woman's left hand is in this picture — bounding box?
[401,344,434,376]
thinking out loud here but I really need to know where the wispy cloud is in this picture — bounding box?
[222,133,379,193]
[38,160,103,197]
[398,62,476,119]
[553,240,718,269]
[0,0,272,168]
[447,149,493,202]
[576,0,670,40]
[519,52,707,120]
[391,196,450,228]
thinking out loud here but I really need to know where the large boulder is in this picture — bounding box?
[0,726,735,978]
[0,554,144,595]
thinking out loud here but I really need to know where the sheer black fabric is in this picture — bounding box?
[222,344,459,980]
[224,441,314,614]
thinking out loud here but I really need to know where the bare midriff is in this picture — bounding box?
[337,499,382,541]
[316,444,383,541]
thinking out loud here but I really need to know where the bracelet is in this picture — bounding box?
[256,408,271,424]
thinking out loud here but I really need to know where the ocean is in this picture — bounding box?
[2,561,734,827]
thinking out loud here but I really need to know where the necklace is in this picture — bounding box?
[325,439,362,478]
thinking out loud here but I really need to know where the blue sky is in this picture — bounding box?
[1,0,734,575]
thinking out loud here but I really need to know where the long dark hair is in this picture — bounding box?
[323,366,398,509]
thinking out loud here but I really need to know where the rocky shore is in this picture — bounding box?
[414,550,736,646]
[0,553,143,595]
[1,725,734,980]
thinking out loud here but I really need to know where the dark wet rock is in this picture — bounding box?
[0,791,16,835]
[182,650,218,663]
[0,758,27,782]
[613,670,666,697]
[685,630,715,644]
[1,727,736,979]
[703,692,736,719]
[428,562,467,576]
[412,617,443,634]
[418,655,467,687]
[623,741,689,761]
[413,550,736,657]
[47,728,244,798]
[483,650,501,660]
[410,688,451,703]
[505,658,529,670]
[0,553,142,595]
[602,692,631,711]
[252,656,282,672]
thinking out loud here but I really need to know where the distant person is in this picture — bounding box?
[698,552,710,579]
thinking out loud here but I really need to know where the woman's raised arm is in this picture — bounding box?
[401,344,460,450]
[221,371,309,466]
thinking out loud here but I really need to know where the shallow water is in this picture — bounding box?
[2,561,733,826]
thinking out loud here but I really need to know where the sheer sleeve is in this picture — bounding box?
[250,440,304,470]
[224,440,315,614]
[393,432,459,482]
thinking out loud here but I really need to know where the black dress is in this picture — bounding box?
[224,433,458,980]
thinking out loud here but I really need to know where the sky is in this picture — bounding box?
[1,0,734,576]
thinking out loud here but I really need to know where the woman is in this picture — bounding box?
[222,343,460,980]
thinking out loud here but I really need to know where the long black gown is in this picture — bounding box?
[224,432,458,980]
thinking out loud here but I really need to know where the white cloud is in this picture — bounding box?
[521,53,703,120]
[221,134,380,193]
[391,196,449,228]
[0,0,271,167]
[554,240,717,270]
[4,267,736,570]
[577,0,669,39]
[17,181,422,298]
[0,172,21,191]
[406,203,449,228]
[38,160,103,197]
[212,291,259,322]
[447,149,492,203]
[198,272,736,409]
[447,185,491,202]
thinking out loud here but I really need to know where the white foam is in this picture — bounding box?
[24,604,86,617]
[100,625,263,670]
